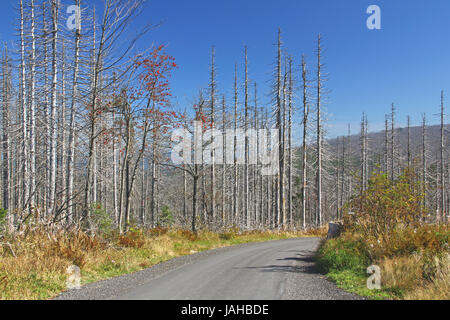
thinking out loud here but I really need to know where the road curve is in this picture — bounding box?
[56,238,362,300]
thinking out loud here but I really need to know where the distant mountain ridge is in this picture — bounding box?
[327,123,450,162]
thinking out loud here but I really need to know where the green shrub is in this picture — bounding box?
[317,237,370,275]
[344,170,425,238]
[0,207,7,227]
[90,203,113,235]
[219,228,238,240]
[219,232,233,240]
[159,206,174,227]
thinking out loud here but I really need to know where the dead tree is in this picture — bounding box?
[440,91,446,222]
[287,56,293,229]
[421,114,428,217]
[2,45,11,229]
[19,0,29,212]
[67,0,82,224]
[275,29,284,228]
[391,103,396,181]
[301,55,309,229]
[209,46,216,222]
[316,34,324,226]
[407,115,411,169]
[244,46,250,229]
[233,64,238,225]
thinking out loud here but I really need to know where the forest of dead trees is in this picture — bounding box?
[0,0,448,235]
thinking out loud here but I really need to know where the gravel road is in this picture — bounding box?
[55,237,362,300]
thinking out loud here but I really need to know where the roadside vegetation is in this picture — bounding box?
[0,226,325,300]
[317,170,449,300]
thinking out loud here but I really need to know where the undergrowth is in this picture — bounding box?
[0,227,323,300]
[317,170,450,300]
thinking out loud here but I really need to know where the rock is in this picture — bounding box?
[327,222,341,239]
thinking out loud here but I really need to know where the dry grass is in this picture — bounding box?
[379,254,424,293]
[368,224,449,299]
[403,253,450,300]
[0,227,319,300]
[320,223,449,300]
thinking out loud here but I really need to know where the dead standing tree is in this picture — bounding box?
[82,0,151,225]
[316,34,324,226]
[300,55,309,230]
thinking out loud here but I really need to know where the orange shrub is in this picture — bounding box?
[117,229,146,248]
[147,226,169,237]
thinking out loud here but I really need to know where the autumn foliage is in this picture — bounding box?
[132,45,177,107]
[344,170,425,238]
[319,170,449,299]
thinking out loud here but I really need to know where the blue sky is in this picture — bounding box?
[0,0,449,137]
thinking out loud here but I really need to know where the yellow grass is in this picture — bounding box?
[379,255,424,293]
[403,253,450,300]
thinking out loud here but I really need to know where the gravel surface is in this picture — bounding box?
[55,238,363,300]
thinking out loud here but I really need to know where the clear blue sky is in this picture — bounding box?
[0,0,449,137]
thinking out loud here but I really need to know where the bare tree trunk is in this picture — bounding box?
[347,125,352,203]
[19,0,29,212]
[391,103,396,181]
[244,46,250,229]
[316,34,323,226]
[150,111,160,228]
[141,158,145,225]
[43,2,50,215]
[287,57,293,229]
[29,0,37,212]
[340,134,346,219]
[192,113,203,233]
[67,0,81,225]
[221,95,226,225]
[233,65,238,225]
[360,113,367,194]
[422,114,427,218]
[183,165,187,221]
[365,116,369,183]
[382,116,388,174]
[84,7,99,222]
[112,110,118,225]
[276,30,284,229]
[192,171,198,233]
[407,115,411,170]
[259,106,264,227]
[337,137,344,219]
[118,98,130,233]
[440,91,446,222]
[183,114,188,222]
[301,56,308,230]
[282,59,287,229]
[253,84,260,227]
[150,148,157,228]
[59,39,67,218]
[2,45,11,229]
[47,0,59,217]
[210,47,216,222]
